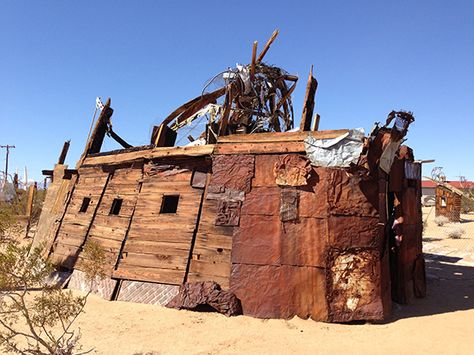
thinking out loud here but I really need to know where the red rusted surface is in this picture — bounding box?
[279,189,299,221]
[232,214,282,265]
[230,264,327,320]
[167,281,242,316]
[280,218,327,267]
[209,154,255,193]
[327,169,378,217]
[327,216,380,249]
[253,154,282,187]
[326,248,384,322]
[273,154,311,186]
[215,200,241,226]
[240,187,280,216]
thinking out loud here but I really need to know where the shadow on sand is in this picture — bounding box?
[389,252,474,321]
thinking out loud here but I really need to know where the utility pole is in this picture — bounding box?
[0,145,15,182]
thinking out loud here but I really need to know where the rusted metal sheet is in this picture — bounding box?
[298,167,328,218]
[208,154,254,193]
[230,264,327,320]
[402,187,422,225]
[273,154,311,186]
[253,154,281,187]
[326,248,384,322]
[327,169,378,217]
[232,214,282,265]
[240,187,280,216]
[327,216,380,249]
[167,281,242,316]
[279,189,299,221]
[215,200,241,226]
[280,217,327,267]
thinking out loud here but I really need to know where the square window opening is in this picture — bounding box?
[110,198,123,215]
[79,197,91,213]
[160,195,179,214]
[441,196,447,207]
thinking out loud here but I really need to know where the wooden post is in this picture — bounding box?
[311,113,321,131]
[250,41,258,80]
[257,29,279,63]
[25,184,36,217]
[300,66,318,131]
[58,140,70,164]
[84,98,113,155]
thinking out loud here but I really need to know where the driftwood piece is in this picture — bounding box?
[166,281,242,316]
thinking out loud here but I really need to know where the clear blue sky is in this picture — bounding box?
[1,0,473,183]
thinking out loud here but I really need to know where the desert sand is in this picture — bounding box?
[61,208,474,354]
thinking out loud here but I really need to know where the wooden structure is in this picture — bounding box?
[435,184,462,222]
[32,33,425,322]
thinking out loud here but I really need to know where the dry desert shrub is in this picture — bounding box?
[445,226,465,239]
[434,215,450,226]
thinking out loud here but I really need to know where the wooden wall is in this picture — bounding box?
[50,167,110,269]
[31,164,75,257]
[113,163,205,285]
[435,185,461,222]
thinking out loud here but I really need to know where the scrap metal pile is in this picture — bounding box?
[162,30,299,141]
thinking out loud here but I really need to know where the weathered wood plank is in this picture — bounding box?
[82,144,215,166]
[216,129,348,144]
[112,265,184,285]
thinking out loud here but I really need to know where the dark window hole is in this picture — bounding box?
[217,248,223,253]
[79,197,91,213]
[160,195,179,214]
[110,198,123,215]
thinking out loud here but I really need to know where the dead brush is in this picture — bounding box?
[434,215,450,226]
[445,226,465,239]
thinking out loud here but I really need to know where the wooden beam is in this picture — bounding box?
[58,140,70,164]
[217,129,348,144]
[214,141,305,155]
[84,98,114,156]
[257,29,279,63]
[82,144,215,166]
[311,113,321,131]
[300,66,318,131]
[25,184,36,217]
[250,41,258,81]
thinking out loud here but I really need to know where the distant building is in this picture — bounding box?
[422,180,474,207]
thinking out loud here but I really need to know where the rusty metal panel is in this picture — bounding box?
[327,169,378,217]
[326,248,384,322]
[402,187,421,225]
[280,189,299,222]
[253,154,282,187]
[327,216,380,249]
[209,154,254,193]
[215,200,241,226]
[273,154,311,186]
[298,167,328,218]
[232,214,281,265]
[280,217,327,267]
[240,187,280,216]
[230,264,327,320]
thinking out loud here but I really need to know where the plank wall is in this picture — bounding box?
[113,168,203,285]
[49,167,110,268]
[75,166,143,273]
[188,197,233,288]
